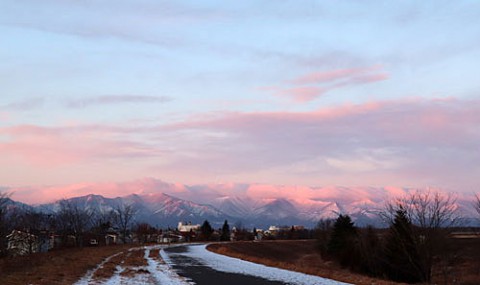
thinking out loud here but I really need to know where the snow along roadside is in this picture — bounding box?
[144,246,192,285]
[162,244,352,285]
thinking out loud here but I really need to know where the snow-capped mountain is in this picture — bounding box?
[212,196,253,217]
[6,178,479,228]
[37,193,232,228]
[141,193,228,226]
[1,197,33,214]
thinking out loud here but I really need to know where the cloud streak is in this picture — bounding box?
[0,124,163,167]
[265,66,389,102]
[66,95,172,108]
[0,0,223,47]
[0,97,45,111]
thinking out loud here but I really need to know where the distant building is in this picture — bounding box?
[105,234,118,245]
[177,221,200,232]
[264,225,306,239]
[292,225,305,231]
[159,232,184,243]
[267,225,291,233]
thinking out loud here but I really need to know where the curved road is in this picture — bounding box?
[75,244,348,285]
[163,246,288,285]
[163,244,349,285]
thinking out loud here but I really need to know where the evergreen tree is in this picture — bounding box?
[200,220,214,241]
[220,220,230,241]
[327,214,358,268]
[384,208,423,283]
[358,226,383,277]
[315,218,334,256]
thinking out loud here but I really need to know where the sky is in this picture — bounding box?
[1,1,480,203]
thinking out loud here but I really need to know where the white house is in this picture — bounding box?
[177,221,200,232]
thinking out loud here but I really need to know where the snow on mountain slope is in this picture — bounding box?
[142,193,225,219]
[21,179,479,228]
[252,198,299,219]
[212,196,254,217]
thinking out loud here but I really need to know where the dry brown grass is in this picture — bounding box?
[149,248,160,259]
[208,240,403,285]
[430,238,480,285]
[117,248,150,278]
[0,245,135,285]
[123,248,148,268]
[92,251,126,281]
[91,248,151,279]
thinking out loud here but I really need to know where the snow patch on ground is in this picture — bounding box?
[74,252,124,285]
[145,246,192,285]
[74,245,190,285]
[165,244,352,285]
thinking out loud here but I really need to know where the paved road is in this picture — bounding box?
[164,246,289,285]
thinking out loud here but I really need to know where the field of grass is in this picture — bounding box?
[0,245,135,285]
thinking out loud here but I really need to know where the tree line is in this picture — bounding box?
[317,191,480,284]
[0,194,138,256]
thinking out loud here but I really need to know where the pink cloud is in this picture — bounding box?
[266,65,389,102]
[0,124,163,167]
[292,68,365,85]
[179,97,477,146]
[291,66,388,85]
[279,86,326,102]
[155,97,480,191]
[2,97,479,194]
[8,178,184,204]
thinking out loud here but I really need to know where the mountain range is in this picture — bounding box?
[4,179,479,228]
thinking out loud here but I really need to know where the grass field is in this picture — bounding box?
[208,239,480,285]
[0,245,135,285]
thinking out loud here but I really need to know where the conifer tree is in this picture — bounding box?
[220,220,230,241]
[327,214,358,268]
[384,208,423,283]
[200,220,214,241]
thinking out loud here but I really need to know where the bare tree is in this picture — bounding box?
[56,200,93,247]
[134,223,156,244]
[0,191,11,256]
[113,204,136,244]
[382,190,459,228]
[475,193,480,219]
[381,189,459,283]
[90,208,116,236]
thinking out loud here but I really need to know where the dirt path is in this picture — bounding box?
[74,245,189,285]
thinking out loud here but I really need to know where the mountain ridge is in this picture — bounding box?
[4,179,479,228]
